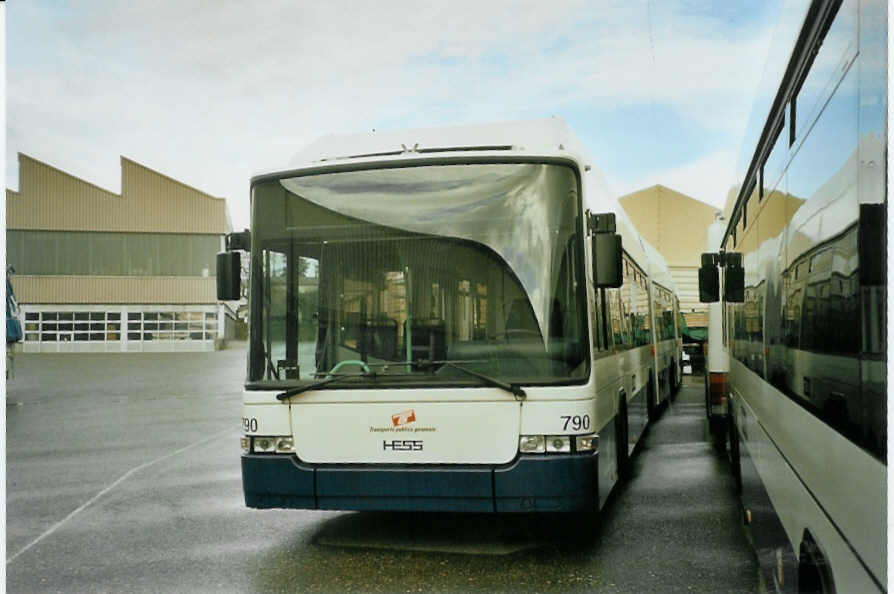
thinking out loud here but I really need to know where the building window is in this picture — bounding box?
[24,311,123,343]
[22,308,218,344]
[6,231,220,277]
[119,309,218,343]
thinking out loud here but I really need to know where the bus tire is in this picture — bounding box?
[647,375,657,422]
[672,365,678,397]
[616,396,630,479]
[704,373,711,418]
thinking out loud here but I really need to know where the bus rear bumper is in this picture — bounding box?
[241,452,599,513]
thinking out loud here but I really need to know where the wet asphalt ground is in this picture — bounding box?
[6,346,759,593]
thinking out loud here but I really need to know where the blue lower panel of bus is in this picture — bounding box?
[318,465,493,512]
[242,452,599,513]
[494,454,597,512]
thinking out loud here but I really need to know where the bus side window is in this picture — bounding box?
[606,287,627,349]
[261,248,289,380]
[591,286,606,352]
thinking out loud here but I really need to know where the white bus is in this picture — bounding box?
[221,118,680,524]
[641,239,683,410]
[699,0,886,591]
[703,215,729,430]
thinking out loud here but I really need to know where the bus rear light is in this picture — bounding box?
[546,436,571,453]
[519,435,546,453]
[575,434,598,452]
[709,372,729,406]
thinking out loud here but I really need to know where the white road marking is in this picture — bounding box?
[6,427,235,564]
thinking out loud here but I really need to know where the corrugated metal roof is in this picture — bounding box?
[7,154,228,234]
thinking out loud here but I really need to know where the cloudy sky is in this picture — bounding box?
[7,1,785,229]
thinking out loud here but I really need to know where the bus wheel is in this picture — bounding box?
[674,362,680,391]
[647,376,657,422]
[799,532,835,594]
[704,374,711,418]
[616,397,630,479]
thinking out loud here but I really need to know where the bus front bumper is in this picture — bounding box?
[241,451,599,513]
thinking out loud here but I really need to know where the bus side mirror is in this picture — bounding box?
[724,252,745,303]
[217,229,250,301]
[217,252,241,301]
[698,253,719,302]
[590,212,622,288]
[226,230,251,251]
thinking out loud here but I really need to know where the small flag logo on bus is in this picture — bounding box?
[392,409,416,426]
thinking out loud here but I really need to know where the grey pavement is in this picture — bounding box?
[6,348,759,593]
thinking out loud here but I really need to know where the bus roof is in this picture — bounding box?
[253,118,675,295]
[283,118,590,169]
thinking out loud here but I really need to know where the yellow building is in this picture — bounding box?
[721,181,807,259]
[619,184,719,329]
[6,153,232,352]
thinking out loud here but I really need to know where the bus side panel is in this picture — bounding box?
[733,394,798,593]
[732,359,885,592]
[614,346,651,453]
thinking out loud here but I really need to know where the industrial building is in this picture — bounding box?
[6,153,233,352]
[619,184,719,330]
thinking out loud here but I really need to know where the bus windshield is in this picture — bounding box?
[247,162,589,389]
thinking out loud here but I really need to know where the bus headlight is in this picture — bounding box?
[253,436,276,453]
[244,436,295,454]
[275,436,295,453]
[520,434,598,454]
[575,433,598,452]
[519,435,546,453]
[546,435,571,453]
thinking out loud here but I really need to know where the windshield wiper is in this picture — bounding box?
[276,373,373,401]
[426,360,526,400]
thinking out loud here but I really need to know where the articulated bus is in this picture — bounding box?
[700,0,886,591]
[220,118,680,524]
